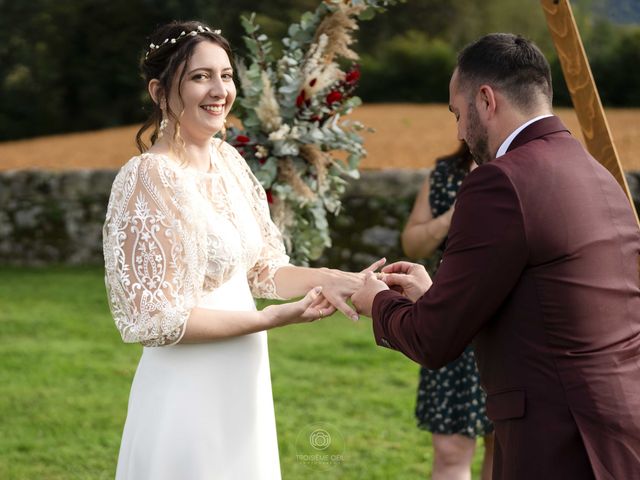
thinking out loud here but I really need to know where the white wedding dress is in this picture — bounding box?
[103,139,290,479]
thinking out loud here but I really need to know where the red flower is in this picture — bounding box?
[236,134,250,144]
[296,91,306,108]
[326,90,343,104]
[345,68,360,84]
[266,189,274,204]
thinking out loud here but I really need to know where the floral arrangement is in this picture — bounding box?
[227,0,399,265]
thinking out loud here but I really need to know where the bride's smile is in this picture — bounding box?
[168,41,236,142]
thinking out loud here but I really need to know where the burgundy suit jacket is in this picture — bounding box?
[372,116,640,479]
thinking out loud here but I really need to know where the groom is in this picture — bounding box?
[352,33,640,479]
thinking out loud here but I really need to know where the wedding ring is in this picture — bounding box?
[317,308,324,319]
[375,272,385,280]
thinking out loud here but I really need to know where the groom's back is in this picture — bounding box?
[494,128,639,354]
[475,126,640,479]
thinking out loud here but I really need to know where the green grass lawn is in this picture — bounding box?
[0,267,486,479]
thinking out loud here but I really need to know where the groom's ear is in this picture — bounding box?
[476,84,497,119]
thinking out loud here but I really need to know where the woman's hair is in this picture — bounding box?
[439,141,474,171]
[135,20,233,153]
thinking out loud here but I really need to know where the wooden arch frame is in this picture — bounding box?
[542,0,639,228]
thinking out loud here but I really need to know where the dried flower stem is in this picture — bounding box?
[280,158,317,202]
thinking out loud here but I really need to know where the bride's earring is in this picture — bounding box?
[158,100,168,139]
[158,116,168,139]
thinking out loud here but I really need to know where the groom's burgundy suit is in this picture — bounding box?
[372,116,640,479]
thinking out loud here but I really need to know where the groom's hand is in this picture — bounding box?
[380,261,432,302]
[351,272,389,317]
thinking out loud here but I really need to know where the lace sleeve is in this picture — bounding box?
[246,211,291,299]
[103,156,206,346]
[220,142,291,299]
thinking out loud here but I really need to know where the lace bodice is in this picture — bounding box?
[103,139,290,347]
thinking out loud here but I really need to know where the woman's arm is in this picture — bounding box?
[273,259,386,321]
[180,286,327,342]
[401,177,454,260]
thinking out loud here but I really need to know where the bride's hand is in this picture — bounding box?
[261,287,335,327]
[317,258,387,321]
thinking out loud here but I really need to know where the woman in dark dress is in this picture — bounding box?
[401,142,494,480]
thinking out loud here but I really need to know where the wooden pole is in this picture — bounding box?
[541,0,640,227]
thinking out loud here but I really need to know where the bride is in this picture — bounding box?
[103,20,380,479]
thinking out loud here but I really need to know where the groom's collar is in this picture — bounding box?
[496,115,554,158]
[505,115,570,153]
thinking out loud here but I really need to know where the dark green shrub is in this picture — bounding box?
[359,31,456,103]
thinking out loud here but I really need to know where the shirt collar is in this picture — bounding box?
[495,114,553,158]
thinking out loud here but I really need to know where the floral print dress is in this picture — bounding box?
[414,157,494,438]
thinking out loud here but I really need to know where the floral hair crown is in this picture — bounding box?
[145,25,222,59]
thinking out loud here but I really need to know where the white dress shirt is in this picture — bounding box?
[495,115,553,158]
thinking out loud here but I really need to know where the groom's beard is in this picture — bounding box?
[466,103,491,165]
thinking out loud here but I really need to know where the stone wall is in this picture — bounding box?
[1,168,639,268]
[310,169,430,270]
[0,170,116,266]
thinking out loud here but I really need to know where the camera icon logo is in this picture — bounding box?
[309,428,331,450]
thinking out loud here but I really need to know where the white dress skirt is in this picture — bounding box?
[115,270,282,479]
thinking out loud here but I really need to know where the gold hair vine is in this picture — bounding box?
[145,25,222,59]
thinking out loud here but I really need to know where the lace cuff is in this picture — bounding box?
[248,256,290,300]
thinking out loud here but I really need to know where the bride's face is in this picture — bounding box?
[168,41,236,141]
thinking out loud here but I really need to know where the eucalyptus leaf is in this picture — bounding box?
[240,15,259,34]
[358,7,377,21]
[244,38,259,56]
[288,24,299,37]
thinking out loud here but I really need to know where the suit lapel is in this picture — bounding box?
[507,116,570,153]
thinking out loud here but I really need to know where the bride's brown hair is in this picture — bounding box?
[135,20,233,153]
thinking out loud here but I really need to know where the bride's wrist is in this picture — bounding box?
[315,267,336,288]
[310,267,362,295]
[259,306,279,329]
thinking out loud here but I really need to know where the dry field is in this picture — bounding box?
[1,104,639,171]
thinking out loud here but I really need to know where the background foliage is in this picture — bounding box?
[0,0,638,141]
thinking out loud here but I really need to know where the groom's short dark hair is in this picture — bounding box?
[456,33,553,112]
